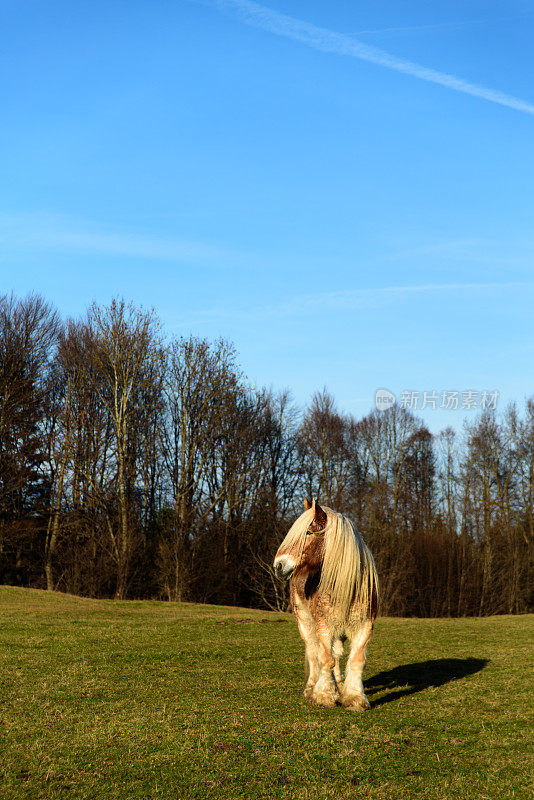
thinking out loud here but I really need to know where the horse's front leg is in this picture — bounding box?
[311,625,338,708]
[294,609,320,700]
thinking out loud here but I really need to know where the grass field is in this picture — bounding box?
[0,587,532,800]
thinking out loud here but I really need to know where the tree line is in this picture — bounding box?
[1,293,532,615]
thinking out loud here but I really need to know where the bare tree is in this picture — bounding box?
[298,389,351,508]
[158,337,241,600]
[86,299,164,599]
[245,389,303,611]
[0,293,60,585]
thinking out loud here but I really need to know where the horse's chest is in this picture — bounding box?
[290,575,324,618]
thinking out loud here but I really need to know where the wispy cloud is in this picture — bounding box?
[377,239,489,261]
[176,281,534,326]
[269,281,534,315]
[200,0,534,114]
[0,212,226,261]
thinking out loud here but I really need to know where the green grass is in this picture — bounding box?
[0,587,532,800]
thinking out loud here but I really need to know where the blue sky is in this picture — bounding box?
[1,0,533,432]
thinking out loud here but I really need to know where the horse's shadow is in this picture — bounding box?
[365,657,489,707]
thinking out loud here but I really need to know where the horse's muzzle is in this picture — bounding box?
[274,555,295,580]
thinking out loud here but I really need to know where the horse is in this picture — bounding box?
[274,499,379,710]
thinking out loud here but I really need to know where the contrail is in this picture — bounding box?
[351,18,512,36]
[202,0,534,114]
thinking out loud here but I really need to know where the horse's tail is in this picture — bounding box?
[364,543,380,621]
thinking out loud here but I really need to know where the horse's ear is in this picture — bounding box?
[312,499,327,526]
[304,498,312,510]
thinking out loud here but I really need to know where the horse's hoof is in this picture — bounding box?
[303,685,315,701]
[341,692,371,711]
[311,690,337,708]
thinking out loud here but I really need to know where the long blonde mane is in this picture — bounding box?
[279,507,379,619]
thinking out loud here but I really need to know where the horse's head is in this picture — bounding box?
[274,498,328,580]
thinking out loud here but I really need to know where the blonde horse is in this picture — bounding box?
[274,499,379,710]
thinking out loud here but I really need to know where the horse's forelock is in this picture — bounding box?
[275,507,314,560]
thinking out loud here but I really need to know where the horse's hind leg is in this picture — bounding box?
[333,638,344,689]
[340,619,374,711]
